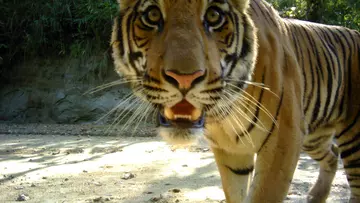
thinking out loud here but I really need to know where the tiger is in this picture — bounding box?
[111,0,360,202]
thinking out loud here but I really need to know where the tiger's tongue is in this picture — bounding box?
[171,100,195,115]
[160,99,205,128]
[163,99,202,121]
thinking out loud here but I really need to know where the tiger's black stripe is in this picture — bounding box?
[258,87,284,153]
[117,14,125,56]
[252,0,277,27]
[226,13,241,77]
[227,165,254,175]
[335,111,360,139]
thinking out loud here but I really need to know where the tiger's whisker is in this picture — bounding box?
[218,93,254,146]
[213,96,246,145]
[84,79,142,95]
[96,88,142,124]
[104,98,141,136]
[105,95,143,134]
[109,99,143,135]
[227,84,278,128]
[225,78,266,87]
[104,88,145,135]
[132,102,153,135]
[226,79,279,99]
[223,90,269,133]
[121,98,149,132]
[223,89,268,129]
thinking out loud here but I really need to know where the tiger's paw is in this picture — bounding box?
[307,194,326,203]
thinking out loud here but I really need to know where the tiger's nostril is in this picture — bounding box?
[164,70,205,89]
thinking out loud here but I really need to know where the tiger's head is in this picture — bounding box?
[112,0,257,144]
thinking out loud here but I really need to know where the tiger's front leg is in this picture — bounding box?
[245,130,301,203]
[212,148,255,203]
[213,127,302,203]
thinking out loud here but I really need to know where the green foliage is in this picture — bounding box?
[268,0,307,19]
[0,0,118,68]
[323,0,360,30]
[267,0,360,30]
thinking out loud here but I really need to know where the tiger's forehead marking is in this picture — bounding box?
[139,0,159,10]
[135,0,229,20]
[158,0,204,20]
[136,0,227,8]
[158,0,227,6]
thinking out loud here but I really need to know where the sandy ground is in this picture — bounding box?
[0,124,351,203]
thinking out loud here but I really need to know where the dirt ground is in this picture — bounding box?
[0,124,350,203]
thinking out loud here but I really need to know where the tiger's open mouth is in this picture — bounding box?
[158,100,205,128]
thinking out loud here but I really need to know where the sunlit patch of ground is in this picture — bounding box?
[0,124,350,202]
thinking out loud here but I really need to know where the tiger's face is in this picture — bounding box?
[112,0,257,144]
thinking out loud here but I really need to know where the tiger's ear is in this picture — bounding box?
[230,0,250,12]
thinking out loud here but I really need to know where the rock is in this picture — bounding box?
[92,196,112,202]
[0,55,136,124]
[50,88,127,124]
[65,148,84,154]
[14,186,24,190]
[149,195,165,202]
[121,172,135,180]
[91,196,113,202]
[16,194,30,201]
[0,90,29,121]
[170,189,181,193]
[55,90,66,101]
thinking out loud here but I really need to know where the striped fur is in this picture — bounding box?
[111,0,360,202]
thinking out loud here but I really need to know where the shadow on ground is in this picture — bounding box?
[0,124,351,203]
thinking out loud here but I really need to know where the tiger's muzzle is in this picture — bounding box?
[158,69,206,129]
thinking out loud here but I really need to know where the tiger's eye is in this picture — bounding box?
[205,7,222,25]
[145,7,162,25]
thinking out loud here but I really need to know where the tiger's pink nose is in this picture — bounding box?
[165,70,205,89]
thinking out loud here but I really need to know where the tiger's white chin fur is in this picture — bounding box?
[158,127,204,146]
